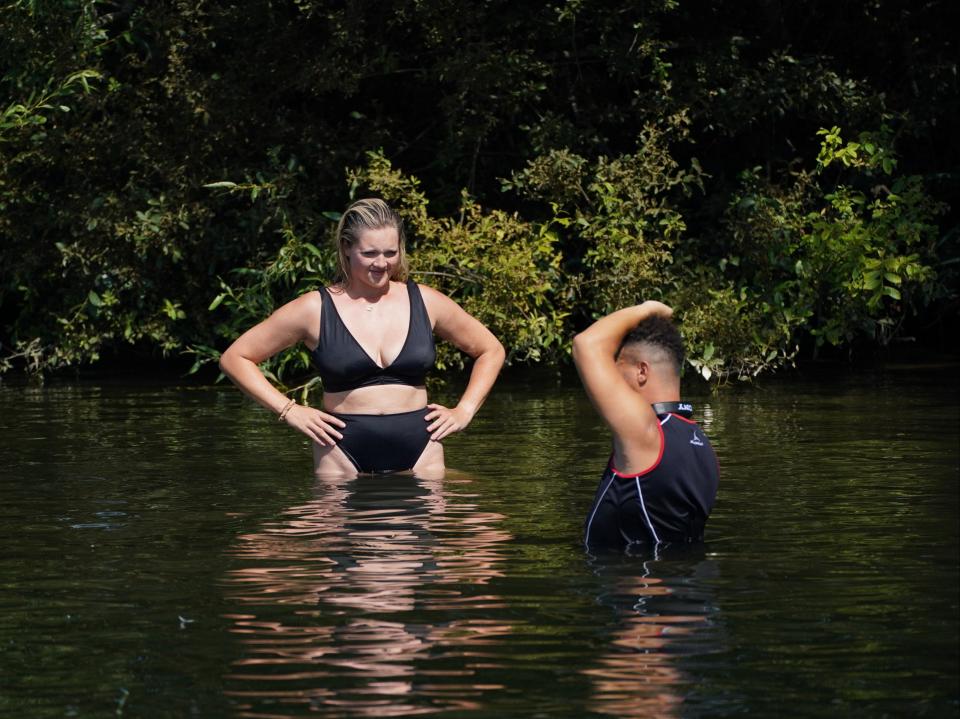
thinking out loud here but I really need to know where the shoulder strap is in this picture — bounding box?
[319,286,343,335]
[406,280,430,323]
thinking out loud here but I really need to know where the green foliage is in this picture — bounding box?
[197,151,570,394]
[504,119,764,382]
[187,176,339,392]
[675,278,799,382]
[0,2,954,387]
[189,229,334,399]
[350,151,571,368]
[722,126,947,365]
[540,120,703,320]
[0,69,101,142]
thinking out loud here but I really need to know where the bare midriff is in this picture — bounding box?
[321,384,428,415]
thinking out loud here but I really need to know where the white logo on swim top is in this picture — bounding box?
[690,431,704,447]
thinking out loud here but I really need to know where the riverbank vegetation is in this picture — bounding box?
[2,1,956,388]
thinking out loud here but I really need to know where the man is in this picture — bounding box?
[572,301,719,548]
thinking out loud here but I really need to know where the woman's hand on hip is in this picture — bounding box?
[283,405,346,446]
[424,403,474,441]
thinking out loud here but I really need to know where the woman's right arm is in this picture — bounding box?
[219,292,345,445]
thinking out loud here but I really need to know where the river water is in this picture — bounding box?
[1,366,957,717]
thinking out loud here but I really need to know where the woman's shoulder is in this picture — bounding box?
[302,288,326,302]
[414,283,463,327]
[414,282,446,307]
[277,289,324,317]
[413,282,448,302]
[255,290,324,343]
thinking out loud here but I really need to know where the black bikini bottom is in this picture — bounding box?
[329,407,432,473]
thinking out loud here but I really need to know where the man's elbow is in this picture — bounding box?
[571,332,588,366]
[218,348,236,378]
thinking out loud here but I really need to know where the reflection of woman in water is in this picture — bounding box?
[222,473,513,715]
[220,198,504,476]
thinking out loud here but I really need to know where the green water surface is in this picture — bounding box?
[1,366,957,717]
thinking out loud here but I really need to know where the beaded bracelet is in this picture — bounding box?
[277,398,296,421]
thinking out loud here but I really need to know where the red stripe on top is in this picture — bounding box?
[670,413,698,424]
[609,418,666,478]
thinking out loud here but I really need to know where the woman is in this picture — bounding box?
[220,198,505,477]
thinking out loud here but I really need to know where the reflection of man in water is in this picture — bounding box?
[583,545,721,718]
[572,302,719,547]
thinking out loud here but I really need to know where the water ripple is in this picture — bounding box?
[220,474,514,716]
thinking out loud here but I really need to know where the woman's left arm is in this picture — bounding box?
[419,284,506,441]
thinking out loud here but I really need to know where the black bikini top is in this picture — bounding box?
[312,280,436,393]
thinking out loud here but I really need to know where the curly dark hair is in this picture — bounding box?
[617,316,684,375]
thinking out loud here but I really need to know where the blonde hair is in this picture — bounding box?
[333,198,408,285]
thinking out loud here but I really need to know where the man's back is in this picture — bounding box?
[572,303,720,549]
[584,410,719,547]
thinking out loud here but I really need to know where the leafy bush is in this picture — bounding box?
[722,126,947,367]
[1,2,954,388]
